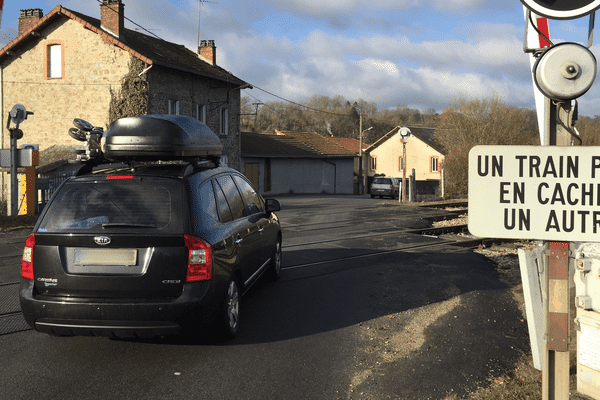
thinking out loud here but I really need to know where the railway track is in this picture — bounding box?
[282,223,512,272]
[0,200,500,336]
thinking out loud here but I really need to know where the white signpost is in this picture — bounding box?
[469,145,600,242]
[476,3,600,398]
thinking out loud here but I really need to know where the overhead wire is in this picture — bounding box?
[96,0,354,118]
[249,85,352,117]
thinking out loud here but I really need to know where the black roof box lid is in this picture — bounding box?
[103,115,223,160]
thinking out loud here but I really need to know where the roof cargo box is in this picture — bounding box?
[103,115,223,160]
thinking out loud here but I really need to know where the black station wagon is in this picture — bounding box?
[19,115,282,340]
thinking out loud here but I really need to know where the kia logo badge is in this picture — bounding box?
[94,236,111,246]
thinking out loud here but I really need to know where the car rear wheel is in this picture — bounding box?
[216,277,240,340]
[268,238,282,281]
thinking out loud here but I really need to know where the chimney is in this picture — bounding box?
[198,40,216,65]
[101,0,125,39]
[18,9,44,36]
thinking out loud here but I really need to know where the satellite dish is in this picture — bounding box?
[9,104,28,125]
[520,0,600,19]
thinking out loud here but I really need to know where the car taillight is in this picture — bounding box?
[21,233,35,280]
[184,235,212,282]
[106,175,134,179]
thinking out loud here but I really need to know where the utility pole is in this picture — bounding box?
[359,113,363,195]
[252,102,263,128]
[358,113,372,195]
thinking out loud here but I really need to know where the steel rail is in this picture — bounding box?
[282,235,483,271]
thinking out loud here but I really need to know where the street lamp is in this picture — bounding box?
[398,127,411,202]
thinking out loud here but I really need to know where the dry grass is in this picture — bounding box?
[443,242,589,400]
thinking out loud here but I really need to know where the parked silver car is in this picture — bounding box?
[370,177,400,199]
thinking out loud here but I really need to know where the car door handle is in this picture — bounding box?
[236,236,243,246]
[258,226,264,233]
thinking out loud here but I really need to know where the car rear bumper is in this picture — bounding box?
[19,280,217,338]
[371,188,394,196]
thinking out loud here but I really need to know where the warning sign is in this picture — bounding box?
[469,145,600,241]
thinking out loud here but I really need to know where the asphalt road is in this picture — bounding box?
[0,195,529,399]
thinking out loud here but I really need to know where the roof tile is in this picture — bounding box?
[0,5,245,85]
[275,130,356,156]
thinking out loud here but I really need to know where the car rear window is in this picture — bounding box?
[38,179,180,233]
[373,178,391,184]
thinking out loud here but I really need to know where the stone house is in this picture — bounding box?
[0,0,247,213]
[365,126,445,197]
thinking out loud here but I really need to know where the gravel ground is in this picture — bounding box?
[431,211,592,400]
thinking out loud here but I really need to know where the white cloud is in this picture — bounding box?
[10,0,600,114]
[357,59,401,79]
[264,0,502,18]
[216,19,538,112]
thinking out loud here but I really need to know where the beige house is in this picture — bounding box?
[365,126,444,197]
[0,0,247,214]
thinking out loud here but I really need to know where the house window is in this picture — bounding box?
[431,157,439,172]
[370,156,377,171]
[47,44,62,79]
[168,100,180,115]
[197,104,206,123]
[399,156,405,171]
[220,107,228,135]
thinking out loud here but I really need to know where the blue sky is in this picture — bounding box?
[0,0,598,115]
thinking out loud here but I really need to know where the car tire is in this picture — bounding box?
[268,237,282,281]
[216,276,240,341]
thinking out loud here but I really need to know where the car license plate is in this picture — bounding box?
[74,249,138,266]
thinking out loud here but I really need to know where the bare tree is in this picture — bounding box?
[575,115,600,146]
[437,96,538,197]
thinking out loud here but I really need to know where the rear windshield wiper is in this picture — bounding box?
[102,223,157,229]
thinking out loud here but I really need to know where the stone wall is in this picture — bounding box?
[146,66,241,171]
[0,16,243,213]
[1,17,130,213]
[1,17,130,151]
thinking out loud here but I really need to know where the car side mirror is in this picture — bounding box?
[265,199,280,214]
